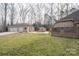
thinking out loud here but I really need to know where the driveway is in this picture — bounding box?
[29,31,49,34]
[0,32,17,36]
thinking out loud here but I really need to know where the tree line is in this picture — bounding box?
[0,3,79,31]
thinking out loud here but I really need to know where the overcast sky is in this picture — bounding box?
[0,3,79,25]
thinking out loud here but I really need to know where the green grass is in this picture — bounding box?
[0,32,79,56]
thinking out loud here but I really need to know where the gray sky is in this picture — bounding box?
[0,3,79,25]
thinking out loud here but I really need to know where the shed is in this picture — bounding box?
[52,10,79,38]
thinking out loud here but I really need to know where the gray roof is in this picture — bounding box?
[8,23,30,28]
[59,10,79,21]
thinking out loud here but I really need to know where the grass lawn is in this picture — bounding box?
[0,32,79,56]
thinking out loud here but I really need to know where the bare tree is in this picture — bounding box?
[29,4,36,24]
[0,4,4,25]
[60,4,65,18]
[1,3,8,32]
[65,3,69,16]
[36,4,43,24]
[18,3,31,23]
[9,3,15,25]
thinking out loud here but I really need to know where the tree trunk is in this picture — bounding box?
[3,3,8,32]
[66,3,69,16]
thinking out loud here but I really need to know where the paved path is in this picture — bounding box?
[0,32,17,36]
[29,31,49,34]
[0,32,49,36]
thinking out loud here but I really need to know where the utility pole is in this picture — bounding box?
[58,3,59,20]
[50,3,53,26]
[49,3,53,35]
